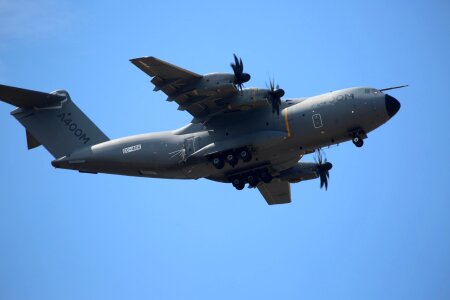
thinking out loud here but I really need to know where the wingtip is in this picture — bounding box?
[129,56,155,63]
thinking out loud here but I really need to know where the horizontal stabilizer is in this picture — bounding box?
[0,84,65,108]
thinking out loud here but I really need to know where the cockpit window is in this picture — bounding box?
[365,88,380,94]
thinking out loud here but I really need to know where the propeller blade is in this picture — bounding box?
[230,54,251,93]
[233,54,239,68]
[266,78,284,116]
[315,149,332,190]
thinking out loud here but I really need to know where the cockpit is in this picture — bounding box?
[364,88,382,95]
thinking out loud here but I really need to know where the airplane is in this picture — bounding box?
[0,55,403,205]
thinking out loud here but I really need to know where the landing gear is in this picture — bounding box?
[212,157,225,169]
[238,148,252,162]
[232,177,245,190]
[210,147,253,169]
[350,129,366,148]
[225,152,238,167]
[247,173,259,188]
[230,169,271,190]
[352,135,364,147]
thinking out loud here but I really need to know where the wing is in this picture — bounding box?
[257,179,291,205]
[130,56,202,96]
[131,56,238,122]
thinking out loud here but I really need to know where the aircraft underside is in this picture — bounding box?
[0,54,402,205]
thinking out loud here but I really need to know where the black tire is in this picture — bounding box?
[212,157,224,169]
[225,152,238,166]
[239,148,252,162]
[247,174,259,187]
[352,135,364,147]
[232,178,245,190]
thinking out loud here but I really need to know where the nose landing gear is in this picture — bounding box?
[350,129,366,148]
[352,135,364,147]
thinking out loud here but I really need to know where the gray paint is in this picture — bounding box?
[0,56,401,205]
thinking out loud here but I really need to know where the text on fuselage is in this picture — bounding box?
[123,144,142,154]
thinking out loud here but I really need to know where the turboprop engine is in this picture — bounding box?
[279,159,332,190]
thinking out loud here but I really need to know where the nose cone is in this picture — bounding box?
[385,94,401,117]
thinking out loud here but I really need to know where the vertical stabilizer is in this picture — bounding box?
[1,84,109,158]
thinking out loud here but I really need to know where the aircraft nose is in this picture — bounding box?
[385,94,401,117]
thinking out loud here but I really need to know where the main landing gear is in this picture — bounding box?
[231,177,246,190]
[230,169,273,190]
[210,147,252,169]
[212,157,225,169]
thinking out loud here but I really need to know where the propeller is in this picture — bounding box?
[314,149,333,190]
[230,54,251,92]
[267,79,285,116]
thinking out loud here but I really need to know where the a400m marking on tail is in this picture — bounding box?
[57,112,91,144]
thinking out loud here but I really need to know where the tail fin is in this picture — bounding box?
[0,84,109,158]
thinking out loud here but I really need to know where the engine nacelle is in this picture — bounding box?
[225,88,270,110]
[279,162,320,183]
[197,73,235,90]
[191,75,270,111]
[171,73,271,112]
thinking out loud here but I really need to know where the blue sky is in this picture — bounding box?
[0,1,449,299]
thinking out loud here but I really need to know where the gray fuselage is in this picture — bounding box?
[52,87,398,183]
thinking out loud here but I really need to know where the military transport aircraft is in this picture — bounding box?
[0,55,403,204]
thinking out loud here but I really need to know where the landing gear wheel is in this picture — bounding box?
[212,157,224,169]
[259,171,273,183]
[352,136,364,148]
[225,152,238,167]
[247,174,259,188]
[232,178,245,190]
[239,148,252,162]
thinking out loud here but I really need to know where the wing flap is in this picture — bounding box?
[258,179,291,205]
